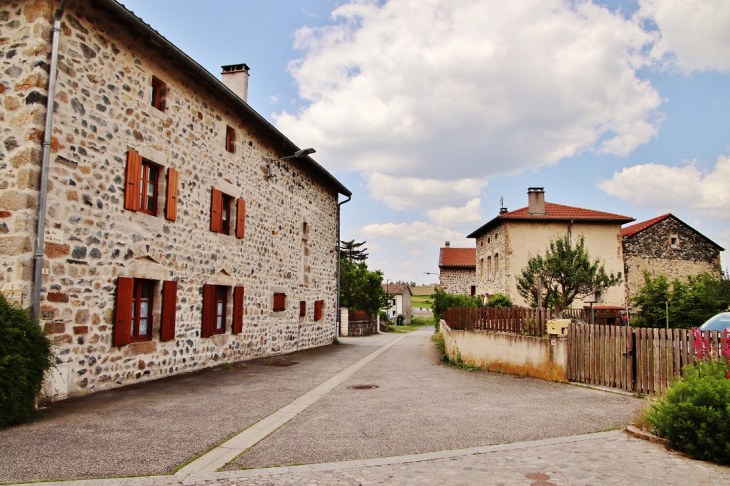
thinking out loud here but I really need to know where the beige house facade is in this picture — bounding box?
[0,0,349,399]
[468,188,633,309]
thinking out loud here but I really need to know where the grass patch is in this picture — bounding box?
[411,295,433,308]
[388,316,433,333]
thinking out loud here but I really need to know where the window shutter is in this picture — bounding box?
[160,280,177,341]
[124,152,142,211]
[201,284,216,338]
[314,300,322,321]
[159,85,167,112]
[165,168,178,221]
[299,301,306,317]
[210,188,222,233]
[232,286,244,334]
[113,277,134,346]
[236,198,246,239]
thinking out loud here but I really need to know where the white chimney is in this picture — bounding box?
[527,187,545,215]
[221,63,250,103]
[444,241,450,248]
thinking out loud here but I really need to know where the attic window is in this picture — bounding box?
[225,126,235,153]
[670,235,680,248]
[151,76,167,111]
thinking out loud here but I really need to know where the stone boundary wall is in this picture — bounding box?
[440,321,567,382]
[347,318,377,336]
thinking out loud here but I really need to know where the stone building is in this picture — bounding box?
[622,213,724,306]
[438,243,476,296]
[0,0,350,399]
[467,188,633,308]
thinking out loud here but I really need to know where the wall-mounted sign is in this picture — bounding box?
[45,228,64,245]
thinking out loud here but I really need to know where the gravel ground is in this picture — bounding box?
[0,336,393,484]
[226,328,647,470]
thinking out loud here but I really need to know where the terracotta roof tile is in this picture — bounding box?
[381,283,411,295]
[621,213,672,237]
[500,202,633,221]
[439,248,476,267]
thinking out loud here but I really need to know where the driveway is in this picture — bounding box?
[1,328,646,483]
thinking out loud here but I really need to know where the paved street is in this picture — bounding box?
[3,327,728,485]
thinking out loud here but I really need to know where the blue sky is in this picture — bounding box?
[119,0,729,284]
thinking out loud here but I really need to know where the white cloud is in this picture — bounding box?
[276,0,663,211]
[269,94,280,104]
[358,221,472,248]
[426,198,484,229]
[364,173,486,210]
[638,0,730,73]
[598,155,730,219]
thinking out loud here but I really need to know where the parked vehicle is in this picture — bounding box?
[698,312,730,331]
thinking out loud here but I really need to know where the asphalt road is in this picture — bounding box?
[0,328,645,483]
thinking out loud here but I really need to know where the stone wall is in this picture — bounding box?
[475,225,507,300]
[346,318,377,336]
[0,1,342,398]
[439,267,475,296]
[623,216,722,307]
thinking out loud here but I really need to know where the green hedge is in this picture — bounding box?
[0,294,54,428]
[648,360,730,464]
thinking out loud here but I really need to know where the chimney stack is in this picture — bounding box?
[221,63,250,103]
[444,241,450,248]
[527,187,545,215]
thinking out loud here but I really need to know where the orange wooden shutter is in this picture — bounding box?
[160,280,177,341]
[124,152,142,211]
[232,286,244,334]
[314,300,322,321]
[201,284,215,338]
[210,188,222,232]
[113,277,134,346]
[300,301,306,317]
[165,168,178,221]
[236,198,246,239]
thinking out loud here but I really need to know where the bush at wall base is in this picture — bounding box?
[648,359,730,464]
[0,294,54,428]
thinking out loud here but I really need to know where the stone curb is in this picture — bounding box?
[625,425,672,447]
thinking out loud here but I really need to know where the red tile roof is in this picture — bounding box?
[439,247,476,268]
[468,202,634,238]
[621,213,671,237]
[381,283,412,295]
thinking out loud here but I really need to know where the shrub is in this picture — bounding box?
[647,359,730,464]
[0,294,54,428]
[486,293,513,308]
[431,288,482,330]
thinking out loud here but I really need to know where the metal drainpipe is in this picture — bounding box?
[335,194,351,338]
[32,0,71,321]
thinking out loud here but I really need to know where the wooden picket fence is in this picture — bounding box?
[444,307,550,336]
[567,323,728,395]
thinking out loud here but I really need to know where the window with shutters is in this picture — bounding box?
[151,76,167,111]
[211,189,244,237]
[202,284,244,337]
[225,126,235,153]
[114,277,177,347]
[124,152,178,221]
[273,292,286,312]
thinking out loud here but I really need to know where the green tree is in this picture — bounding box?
[631,272,730,328]
[516,234,622,317]
[340,239,369,263]
[339,259,389,316]
[431,288,483,324]
[485,293,513,308]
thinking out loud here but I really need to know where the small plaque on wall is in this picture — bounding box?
[45,228,64,245]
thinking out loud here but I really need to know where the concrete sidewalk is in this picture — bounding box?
[2,327,712,485]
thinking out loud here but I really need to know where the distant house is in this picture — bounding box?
[467,188,634,308]
[622,213,724,306]
[438,243,477,296]
[382,283,413,324]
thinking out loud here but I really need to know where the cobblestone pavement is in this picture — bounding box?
[18,431,730,486]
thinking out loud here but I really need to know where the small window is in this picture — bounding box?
[202,284,238,337]
[302,222,309,234]
[151,76,167,111]
[225,126,235,153]
[471,286,476,296]
[138,161,159,215]
[314,300,323,320]
[213,286,227,334]
[210,188,237,236]
[273,293,286,312]
[131,279,154,342]
[494,253,499,275]
[125,152,176,218]
[670,235,679,248]
[300,301,306,317]
[220,194,233,235]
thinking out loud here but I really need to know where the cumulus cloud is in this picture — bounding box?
[364,173,486,211]
[598,155,730,219]
[358,221,472,248]
[638,0,730,73]
[276,0,663,210]
[426,199,484,229]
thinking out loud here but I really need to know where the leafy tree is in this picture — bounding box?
[1,294,54,428]
[516,234,622,317]
[340,239,369,263]
[431,288,483,324]
[486,293,513,308]
[631,272,730,328]
[339,258,389,316]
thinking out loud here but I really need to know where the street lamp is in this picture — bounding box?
[267,147,316,181]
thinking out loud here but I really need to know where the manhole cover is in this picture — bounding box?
[263,361,299,367]
[348,384,379,390]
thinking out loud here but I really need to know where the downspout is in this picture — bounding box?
[335,194,351,338]
[32,0,71,320]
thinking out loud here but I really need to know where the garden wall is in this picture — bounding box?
[440,321,567,381]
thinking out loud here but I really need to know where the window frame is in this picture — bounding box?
[130,279,155,342]
[220,194,233,235]
[151,76,167,111]
[225,126,236,153]
[138,160,159,216]
[212,285,227,335]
